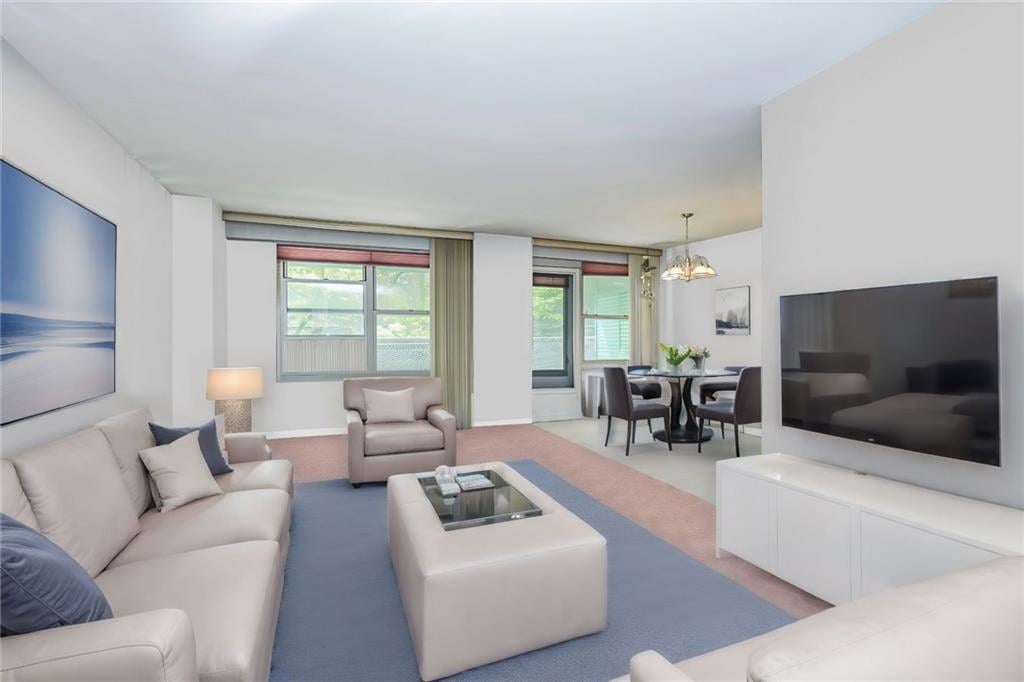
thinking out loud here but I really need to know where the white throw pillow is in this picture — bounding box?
[363,387,416,424]
[139,431,223,513]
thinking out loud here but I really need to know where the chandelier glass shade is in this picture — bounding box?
[661,212,717,282]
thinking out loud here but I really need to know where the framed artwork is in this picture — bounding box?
[715,285,750,336]
[1,161,116,425]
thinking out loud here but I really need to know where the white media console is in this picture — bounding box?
[716,453,1024,605]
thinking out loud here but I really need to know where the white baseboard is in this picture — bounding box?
[471,418,533,428]
[266,427,346,440]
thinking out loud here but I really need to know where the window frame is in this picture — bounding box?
[532,270,577,390]
[277,260,431,381]
[582,273,630,363]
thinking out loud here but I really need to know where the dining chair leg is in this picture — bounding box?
[664,410,672,451]
[720,421,725,439]
[734,422,741,457]
[698,416,704,453]
[625,422,632,457]
[631,420,637,444]
[648,419,652,434]
[604,415,612,447]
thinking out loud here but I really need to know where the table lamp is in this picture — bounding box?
[206,367,263,433]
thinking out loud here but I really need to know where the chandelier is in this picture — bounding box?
[661,212,717,282]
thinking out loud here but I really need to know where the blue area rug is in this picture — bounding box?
[271,460,793,681]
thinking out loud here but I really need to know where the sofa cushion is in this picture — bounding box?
[140,432,224,513]
[364,420,444,456]
[363,387,416,424]
[0,514,112,636]
[1,459,39,530]
[96,541,282,682]
[109,489,291,568]
[747,557,1024,682]
[673,626,793,682]
[96,408,157,516]
[216,460,294,496]
[12,428,140,577]
[149,418,232,476]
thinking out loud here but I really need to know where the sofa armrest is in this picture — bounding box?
[346,409,366,484]
[225,432,271,463]
[0,609,197,682]
[629,650,693,682]
[427,406,456,466]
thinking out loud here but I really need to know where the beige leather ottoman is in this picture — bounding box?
[387,461,608,681]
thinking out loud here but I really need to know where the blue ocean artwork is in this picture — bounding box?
[1,161,116,424]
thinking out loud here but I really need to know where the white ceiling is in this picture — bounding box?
[3,2,936,247]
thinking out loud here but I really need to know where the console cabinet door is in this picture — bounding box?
[777,487,852,605]
[718,469,777,572]
[860,512,999,596]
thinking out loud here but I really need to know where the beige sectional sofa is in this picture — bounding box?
[0,408,293,682]
[624,556,1024,682]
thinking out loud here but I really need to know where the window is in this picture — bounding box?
[532,273,573,388]
[374,266,431,372]
[583,274,629,361]
[279,257,430,379]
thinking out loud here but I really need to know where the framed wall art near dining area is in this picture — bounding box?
[714,285,750,336]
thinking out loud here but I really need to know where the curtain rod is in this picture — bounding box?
[223,211,662,255]
[532,237,661,257]
[222,211,474,241]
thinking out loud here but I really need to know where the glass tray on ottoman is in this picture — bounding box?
[417,468,543,530]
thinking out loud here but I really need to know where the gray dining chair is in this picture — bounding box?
[603,367,672,456]
[627,364,662,433]
[696,367,761,457]
[699,365,745,438]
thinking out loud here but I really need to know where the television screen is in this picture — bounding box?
[780,277,999,466]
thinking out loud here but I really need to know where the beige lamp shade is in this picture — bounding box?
[206,367,264,400]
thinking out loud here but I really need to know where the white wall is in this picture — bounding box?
[473,234,533,426]
[761,3,1024,507]
[0,43,174,454]
[170,196,226,425]
[660,228,763,370]
[225,240,346,435]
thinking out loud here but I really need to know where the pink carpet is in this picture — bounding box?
[269,424,829,619]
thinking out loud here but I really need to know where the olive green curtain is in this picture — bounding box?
[629,253,659,366]
[430,238,474,429]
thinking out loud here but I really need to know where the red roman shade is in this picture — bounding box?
[533,273,571,287]
[581,261,628,276]
[276,244,429,267]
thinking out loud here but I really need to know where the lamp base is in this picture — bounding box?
[215,399,252,434]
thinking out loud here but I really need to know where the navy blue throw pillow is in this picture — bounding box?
[149,418,233,476]
[1,514,113,636]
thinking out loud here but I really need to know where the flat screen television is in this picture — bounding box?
[780,277,999,466]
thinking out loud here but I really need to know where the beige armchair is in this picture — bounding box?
[344,377,456,486]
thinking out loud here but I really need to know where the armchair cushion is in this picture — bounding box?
[364,421,444,456]
[343,377,442,421]
[364,387,416,424]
